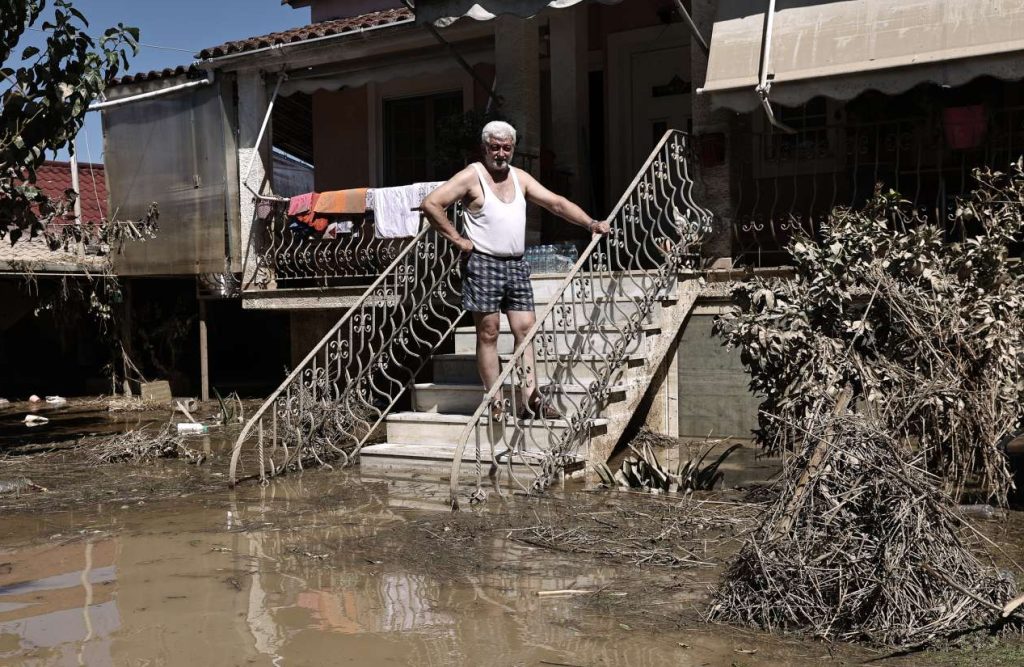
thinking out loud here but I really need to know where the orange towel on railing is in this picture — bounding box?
[313,188,368,215]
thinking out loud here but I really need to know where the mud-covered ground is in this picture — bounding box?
[1,398,1023,666]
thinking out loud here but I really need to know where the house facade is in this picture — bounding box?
[97,0,1024,436]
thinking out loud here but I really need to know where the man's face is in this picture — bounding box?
[483,137,514,171]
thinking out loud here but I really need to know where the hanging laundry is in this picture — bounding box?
[293,193,330,232]
[370,182,444,238]
[287,192,315,216]
[314,188,368,215]
[323,220,354,239]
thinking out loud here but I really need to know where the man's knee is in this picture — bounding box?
[476,317,500,346]
[507,311,536,340]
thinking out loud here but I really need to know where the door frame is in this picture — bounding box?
[606,23,690,197]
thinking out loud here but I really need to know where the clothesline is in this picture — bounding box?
[273,182,443,240]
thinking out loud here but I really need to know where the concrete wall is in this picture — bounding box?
[289,310,344,368]
[677,311,760,439]
[312,87,371,191]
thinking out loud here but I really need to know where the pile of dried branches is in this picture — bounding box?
[709,410,1019,647]
[89,423,205,465]
[716,164,1024,502]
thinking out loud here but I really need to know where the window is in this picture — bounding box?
[383,91,463,186]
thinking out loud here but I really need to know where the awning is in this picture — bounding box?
[701,0,1024,112]
[280,50,494,95]
[415,0,621,26]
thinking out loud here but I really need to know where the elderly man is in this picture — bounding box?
[421,121,610,419]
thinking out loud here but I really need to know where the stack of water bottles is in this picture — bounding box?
[525,242,579,274]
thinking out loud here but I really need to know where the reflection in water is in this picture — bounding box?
[0,476,769,667]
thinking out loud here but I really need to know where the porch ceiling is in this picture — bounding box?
[701,0,1024,112]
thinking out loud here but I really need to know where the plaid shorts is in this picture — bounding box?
[461,251,535,313]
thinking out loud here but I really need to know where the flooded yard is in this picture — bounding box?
[0,399,1020,666]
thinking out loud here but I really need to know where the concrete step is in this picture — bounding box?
[452,323,661,355]
[359,442,583,479]
[411,381,630,414]
[431,352,646,384]
[384,411,609,450]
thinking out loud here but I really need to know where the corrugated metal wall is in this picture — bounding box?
[102,80,239,276]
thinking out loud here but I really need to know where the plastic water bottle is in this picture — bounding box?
[176,423,209,434]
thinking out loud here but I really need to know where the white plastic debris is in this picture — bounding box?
[24,415,49,426]
[45,395,67,405]
[176,423,209,434]
[0,398,9,407]
[28,395,41,403]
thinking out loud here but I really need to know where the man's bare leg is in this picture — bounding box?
[473,312,502,413]
[506,309,539,410]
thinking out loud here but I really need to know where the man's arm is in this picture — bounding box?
[517,169,610,235]
[421,168,476,253]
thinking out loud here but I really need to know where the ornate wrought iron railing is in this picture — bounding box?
[250,211,409,288]
[449,130,711,508]
[730,103,1024,265]
[229,208,465,485]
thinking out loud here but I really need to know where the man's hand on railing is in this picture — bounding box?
[589,220,611,236]
[454,237,475,255]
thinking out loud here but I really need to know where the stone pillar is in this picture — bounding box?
[548,5,589,206]
[691,0,733,267]
[237,71,274,287]
[495,16,542,243]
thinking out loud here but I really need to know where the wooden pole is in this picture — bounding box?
[770,385,853,541]
[199,299,210,402]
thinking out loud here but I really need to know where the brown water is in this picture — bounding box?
[0,399,978,666]
[0,468,876,667]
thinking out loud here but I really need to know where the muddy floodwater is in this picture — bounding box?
[0,400,1019,666]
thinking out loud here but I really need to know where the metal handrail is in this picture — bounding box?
[449,130,711,508]
[229,208,464,485]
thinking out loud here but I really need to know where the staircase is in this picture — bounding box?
[229,130,711,506]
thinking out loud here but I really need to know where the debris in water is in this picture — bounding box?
[45,395,66,405]
[28,395,40,403]
[0,478,46,495]
[176,422,209,434]
[23,415,49,426]
[90,423,206,465]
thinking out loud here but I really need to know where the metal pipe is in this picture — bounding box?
[241,72,285,197]
[69,141,82,225]
[755,0,796,134]
[672,0,710,55]
[88,75,213,111]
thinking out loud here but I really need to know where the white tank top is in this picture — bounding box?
[463,162,526,257]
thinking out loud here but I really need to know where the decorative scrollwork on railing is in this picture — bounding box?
[229,208,465,485]
[449,130,712,509]
[251,214,410,288]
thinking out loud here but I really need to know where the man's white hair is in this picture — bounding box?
[481,120,517,145]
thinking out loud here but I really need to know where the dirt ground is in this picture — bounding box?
[1,398,1023,666]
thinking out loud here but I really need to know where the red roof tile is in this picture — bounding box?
[114,64,202,86]
[197,7,413,59]
[34,161,108,223]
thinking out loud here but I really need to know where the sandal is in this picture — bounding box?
[518,394,562,420]
[488,398,506,422]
